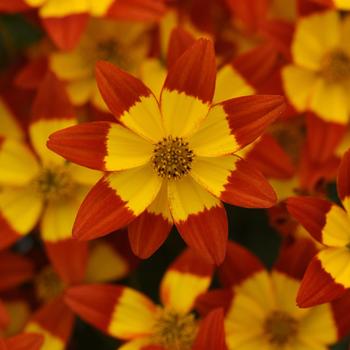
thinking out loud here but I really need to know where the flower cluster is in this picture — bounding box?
[0,0,350,349]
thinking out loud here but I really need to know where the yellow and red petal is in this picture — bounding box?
[160,39,216,138]
[0,251,33,291]
[4,333,44,350]
[41,14,89,51]
[47,121,153,171]
[337,148,350,213]
[160,248,213,313]
[287,196,350,247]
[96,61,164,142]
[30,73,76,166]
[65,284,157,339]
[73,164,162,240]
[128,183,172,259]
[0,97,24,140]
[244,134,295,179]
[26,297,74,350]
[191,156,277,209]
[45,239,88,285]
[189,95,285,157]
[297,249,350,307]
[106,0,166,21]
[218,242,264,288]
[0,186,43,247]
[0,138,40,186]
[168,176,228,265]
[292,11,340,70]
[192,309,228,350]
[274,238,318,280]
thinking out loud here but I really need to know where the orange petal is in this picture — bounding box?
[0,251,33,291]
[160,248,213,313]
[287,196,350,247]
[166,27,196,68]
[274,239,318,280]
[41,14,89,51]
[195,289,233,316]
[331,290,350,339]
[45,239,88,285]
[162,38,216,104]
[192,309,228,350]
[0,0,29,11]
[297,253,347,307]
[0,300,10,330]
[337,149,350,213]
[106,0,166,21]
[15,58,48,90]
[218,242,264,288]
[5,333,44,350]
[65,284,157,339]
[26,297,74,348]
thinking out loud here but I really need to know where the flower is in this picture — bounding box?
[287,148,350,307]
[48,38,284,264]
[64,249,215,349]
[196,240,350,350]
[282,11,350,124]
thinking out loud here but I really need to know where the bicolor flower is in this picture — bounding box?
[0,0,165,50]
[287,148,350,307]
[64,248,216,350]
[50,19,151,112]
[48,39,284,264]
[196,240,350,350]
[282,11,350,124]
[0,73,100,250]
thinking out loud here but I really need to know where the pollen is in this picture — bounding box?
[321,49,350,83]
[152,308,197,350]
[263,310,298,346]
[152,136,194,180]
[35,266,65,302]
[33,165,76,201]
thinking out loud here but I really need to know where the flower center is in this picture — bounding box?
[33,165,75,201]
[263,311,298,346]
[321,49,350,83]
[152,136,194,180]
[152,308,197,350]
[35,267,65,302]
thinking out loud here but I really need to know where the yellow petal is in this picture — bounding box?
[0,186,43,235]
[214,65,255,104]
[0,139,40,186]
[89,0,115,16]
[0,98,24,140]
[282,65,318,112]
[68,163,101,186]
[292,11,341,70]
[309,79,349,124]
[40,0,89,17]
[66,78,95,106]
[161,89,210,138]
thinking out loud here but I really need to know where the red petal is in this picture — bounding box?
[45,239,88,285]
[0,214,21,250]
[128,211,172,259]
[64,284,123,334]
[274,239,318,280]
[163,38,216,103]
[306,113,346,164]
[106,0,166,21]
[0,251,33,291]
[5,333,44,350]
[176,204,228,265]
[221,157,277,208]
[337,149,350,207]
[0,0,29,11]
[0,299,10,330]
[297,255,347,307]
[218,241,264,287]
[287,196,332,244]
[95,60,152,120]
[195,289,233,316]
[41,14,89,51]
[31,72,75,123]
[15,58,48,90]
[166,27,196,68]
[224,95,285,149]
[245,134,295,179]
[47,121,112,171]
[331,290,350,339]
[192,309,228,350]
